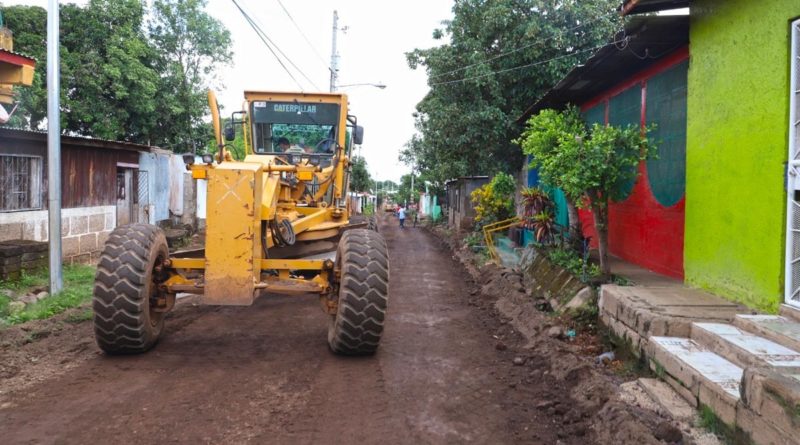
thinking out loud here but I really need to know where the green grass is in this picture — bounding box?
[0,265,96,325]
[697,405,736,444]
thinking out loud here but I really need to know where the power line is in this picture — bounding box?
[429,38,628,87]
[232,0,322,91]
[429,12,620,80]
[275,0,331,72]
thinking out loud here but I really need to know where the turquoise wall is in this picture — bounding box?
[685,0,800,312]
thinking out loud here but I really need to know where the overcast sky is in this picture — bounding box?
[11,0,455,182]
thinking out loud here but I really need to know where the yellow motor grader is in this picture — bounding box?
[92,90,388,355]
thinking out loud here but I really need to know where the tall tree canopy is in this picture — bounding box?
[2,0,231,150]
[350,156,373,193]
[403,0,621,183]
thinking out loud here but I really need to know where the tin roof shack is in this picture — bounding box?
[0,128,152,263]
[444,176,490,232]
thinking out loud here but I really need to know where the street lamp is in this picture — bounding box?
[337,82,387,90]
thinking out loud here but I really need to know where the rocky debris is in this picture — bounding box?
[18,291,49,306]
[653,421,682,443]
[512,356,526,366]
[547,326,565,339]
[564,286,596,312]
[595,351,615,365]
[7,301,25,314]
[1,288,14,299]
[495,342,507,351]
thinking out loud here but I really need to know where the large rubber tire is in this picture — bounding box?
[328,229,389,355]
[367,216,379,232]
[92,223,169,354]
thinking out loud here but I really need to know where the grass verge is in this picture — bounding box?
[0,265,96,325]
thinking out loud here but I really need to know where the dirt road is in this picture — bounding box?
[0,214,663,444]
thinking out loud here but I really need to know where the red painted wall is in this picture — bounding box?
[579,48,688,279]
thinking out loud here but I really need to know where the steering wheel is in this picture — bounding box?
[315,138,337,153]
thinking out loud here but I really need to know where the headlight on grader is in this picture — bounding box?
[202,153,214,164]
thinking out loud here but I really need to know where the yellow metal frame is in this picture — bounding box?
[483,217,521,263]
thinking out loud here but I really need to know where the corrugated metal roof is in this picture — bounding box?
[620,0,690,15]
[517,15,688,123]
[0,48,36,66]
[0,127,158,152]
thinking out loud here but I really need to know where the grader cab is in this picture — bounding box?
[92,90,388,355]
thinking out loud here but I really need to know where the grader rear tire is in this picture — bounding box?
[92,223,169,354]
[367,216,379,232]
[328,229,389,355]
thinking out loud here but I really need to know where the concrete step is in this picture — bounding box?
[647,336,743,425]
[733,314,800,353]
[691,322,800,373]
[780,303,800,323]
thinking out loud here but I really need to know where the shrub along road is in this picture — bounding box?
[0,213,673,444]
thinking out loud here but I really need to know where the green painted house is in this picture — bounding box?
[620,0,800,312]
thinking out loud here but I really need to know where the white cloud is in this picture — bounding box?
[9,0,453,182]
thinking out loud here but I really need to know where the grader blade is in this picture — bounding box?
[204,163,262,305]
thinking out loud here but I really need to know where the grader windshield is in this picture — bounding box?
[251,100,340,154]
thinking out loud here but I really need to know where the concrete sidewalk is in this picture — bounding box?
[600,257,800,444]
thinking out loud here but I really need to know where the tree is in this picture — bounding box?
[518,106,655,277]
[3,5,47,129]
[61,0,158,141]
[3,0,231,149]
[5,1,158,139]
[350,156,372,193]
[148,0,232,152]
[403,0,620,184]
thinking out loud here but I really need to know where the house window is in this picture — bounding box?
[0,155,42,211]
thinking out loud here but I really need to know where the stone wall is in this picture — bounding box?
[0,205,115,264]
[0,240,47,281]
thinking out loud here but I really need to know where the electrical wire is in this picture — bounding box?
[429,38,628,87]
[275,0,331,72]
[232,0,322,91]
[428,11,621,80]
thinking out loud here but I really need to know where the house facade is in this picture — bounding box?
[522,0,800,312]
[0,129,198,263]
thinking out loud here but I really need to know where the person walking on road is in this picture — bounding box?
[398,205,406,229]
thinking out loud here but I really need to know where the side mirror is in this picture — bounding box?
[224,123,235,142]
[353,125,364,145]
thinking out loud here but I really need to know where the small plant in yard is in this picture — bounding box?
[464,231,484,248]
[520,187,557,243]
[0,265,96,325]
[518,105,656,278]
[471,172,516,227]
[547,247,601,282]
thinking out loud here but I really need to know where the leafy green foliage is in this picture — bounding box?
[470,172,516,225]
[350,156,373,192]
[402,0,621,184]
[521,187,556,242]
[519,106,656,275]
[3,0,231,151]
[0,265,96,325]
[547,247,600,281]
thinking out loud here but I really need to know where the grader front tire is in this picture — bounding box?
[92,224,169,354]
[328,229,389,355]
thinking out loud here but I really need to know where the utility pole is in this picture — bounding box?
[329,10,339,92]
[47,0,62,293]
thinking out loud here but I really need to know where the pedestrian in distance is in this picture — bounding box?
[397,205,406,229]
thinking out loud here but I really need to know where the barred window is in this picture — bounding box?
[0,155,43,211]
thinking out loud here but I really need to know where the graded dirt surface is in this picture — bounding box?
[0,213,674,444]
